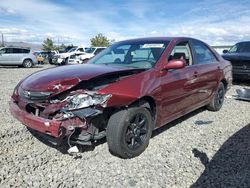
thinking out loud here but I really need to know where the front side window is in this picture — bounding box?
[21,49,30,53]
[229,44,238,53]
[229,42,250,53]
[5,48,13,54]
[169,41,193,66]
[192,41,217,64]
[85,48,96,54]
[68,48,77,52]
[88,41,169,69]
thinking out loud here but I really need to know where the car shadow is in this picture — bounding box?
[191,123,250,187]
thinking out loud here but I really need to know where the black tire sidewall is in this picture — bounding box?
[107,107,153,158]
[214,83,225,110]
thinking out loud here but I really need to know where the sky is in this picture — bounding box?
[0,0,250,46]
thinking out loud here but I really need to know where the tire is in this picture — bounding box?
[206,82,225,111]
[22,59,33,68]
[82,59,89,64]
[62,58,69,65]
[106,106,153,159]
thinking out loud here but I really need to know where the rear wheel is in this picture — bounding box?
[106,106,153,159]
[207,82,225,111]
[22,59,33,68]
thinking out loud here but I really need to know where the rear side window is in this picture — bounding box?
[13,48,22,53]
[21,49,30,53]
[10,48,30,54]
[192,41,217,64]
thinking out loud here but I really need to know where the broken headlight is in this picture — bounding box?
[67,93,112,110]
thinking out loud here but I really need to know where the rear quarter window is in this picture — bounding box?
[21,49,30,53]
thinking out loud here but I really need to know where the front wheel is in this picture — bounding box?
[22,59,33,68]
[82,59,89,64]
[206,82,225,111]
[106,107,153,159]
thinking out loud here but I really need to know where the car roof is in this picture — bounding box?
[4,46,30,50]
[116,37,196,43]
[236,41,250,45]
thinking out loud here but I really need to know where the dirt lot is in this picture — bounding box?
[0,65,250,187]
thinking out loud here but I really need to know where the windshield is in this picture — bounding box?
[85,47,96,54]
[88,41,169,69]
[229,42,250,53]
[67,47,77,52]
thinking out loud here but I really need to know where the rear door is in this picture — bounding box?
[12,48,24,64]
[190,39,221,102]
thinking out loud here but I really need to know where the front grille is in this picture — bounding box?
[19,88,52,101]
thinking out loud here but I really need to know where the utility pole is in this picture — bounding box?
[1,33,4,47]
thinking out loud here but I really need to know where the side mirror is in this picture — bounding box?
[163,59,186,70]
[223,49,229,54]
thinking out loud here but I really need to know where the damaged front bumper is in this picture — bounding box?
[9,99,104,145]
[10,99,62,138]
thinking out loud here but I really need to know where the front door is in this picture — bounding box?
[160,40,201,125]
[0,48,11,65]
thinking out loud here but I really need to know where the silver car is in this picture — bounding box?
[0,47,38,68]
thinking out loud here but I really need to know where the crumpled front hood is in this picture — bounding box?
[20,64,131,93]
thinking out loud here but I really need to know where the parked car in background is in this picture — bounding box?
[10,37,232,158]
[0,47,38,68]
[53,46,86,65]
[38,51,58,64]
[79,47,106,63]
[68,53,84,64]
[222,41,250,80]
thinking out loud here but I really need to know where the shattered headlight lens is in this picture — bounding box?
[67,93,112,110]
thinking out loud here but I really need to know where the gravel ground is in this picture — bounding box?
[0,65,249,188]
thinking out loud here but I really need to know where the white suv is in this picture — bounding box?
[53,47,86,65]
[0,47,38,68]
[79,47,106,63]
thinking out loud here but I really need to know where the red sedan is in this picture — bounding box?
[10,37,232,158]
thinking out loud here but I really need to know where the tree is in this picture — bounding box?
[54,43,66,51]
[90,33,110,47]
[42,38,55,51]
